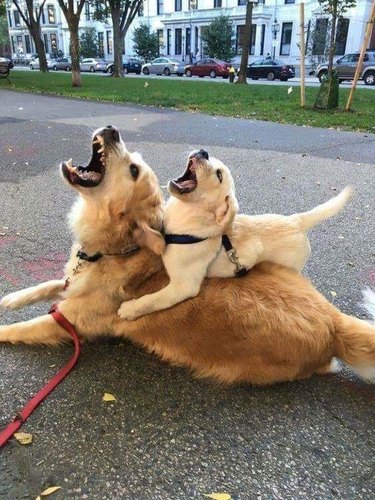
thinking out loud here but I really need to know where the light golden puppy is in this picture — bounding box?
[118,149,238,320]
[1,128,374,386]
[118,150,353,320]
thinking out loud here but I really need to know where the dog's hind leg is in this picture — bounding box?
[0,280,66,310]
[0,315,70,345]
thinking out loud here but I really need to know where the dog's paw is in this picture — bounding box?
[0,292,25,310]
[118,300,143,321]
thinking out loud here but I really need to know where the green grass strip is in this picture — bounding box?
[2,71,374,133]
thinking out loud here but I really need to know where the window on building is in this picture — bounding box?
[285,0,295,4]
[312,18,328,55]
[175,0,182,11]
[157,0,164,15]
[47,5,56,23]
[157,29,164,54]
[50,33,58,54]
[238,0,246,5]
[85,3,90,21]
[11,36,16,54]
[43,33,49,52]
[236,24,256,55]
[335,18,349,55]
[14,11,21,26]
[25,34,31,53]
[214,0,222,7]
[167,29,171,55]
[260,24,265,55]
[106,31,113,54]
[138,1,144,16]
[189,0,198,9]
[175,28,182,55]
[16,35,23,53]
[98,32,104,57]
[195,26,199,54]
[280,22,292,56]
[41,7,46,24]
[7,10,12,28]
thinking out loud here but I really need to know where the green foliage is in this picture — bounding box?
[79,29,99,58]
[132,24,159,62]
[0,14,9,46]
[201,15,235,61]
[318,0,356,16]
[0,1,5,17]
[314,70,339,109]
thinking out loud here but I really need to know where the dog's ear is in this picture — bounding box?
[133,221,165,255]
[215,195,237,227]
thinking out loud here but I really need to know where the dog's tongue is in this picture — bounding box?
[178,179,196,190]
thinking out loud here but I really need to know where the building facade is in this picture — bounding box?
[6,0,375,65]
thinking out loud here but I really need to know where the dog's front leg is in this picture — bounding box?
[0,314,70,345]
[0,280,66,310]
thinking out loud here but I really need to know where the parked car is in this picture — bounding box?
[0,57,14,69]
[52,57,72,71]
[106,56,142,74]
[315,51,375,85]
[247,58,295,81]
[142,57,185,76]
[80,58,107,72]
[29,58,56,70]
[185,58,231,78]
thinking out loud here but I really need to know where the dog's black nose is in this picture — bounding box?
[189,149,209,160]
[106,125,113,129]
[102,125,119,142]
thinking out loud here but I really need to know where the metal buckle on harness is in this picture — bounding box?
[226,249,249,277]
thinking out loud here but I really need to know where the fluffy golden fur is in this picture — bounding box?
[1,127,374,385]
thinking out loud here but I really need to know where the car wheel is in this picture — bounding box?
[198,75,204,78]
[209,70,216,78]
[186,69,192,77]
[143,67,149,75]
[90,66,95,73]
[53,65,57,71]
[251,77,258,80]
[267,71,275,81]
[318,70,327,83]
[164,68,171,76]
[124,67,129,74]
[364,71,375,86]
[65,66,70,71]
[30,65,34,70]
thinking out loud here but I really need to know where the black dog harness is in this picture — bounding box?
[164,233,248,277]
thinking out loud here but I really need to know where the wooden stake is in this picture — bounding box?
[300,2,306,107]
[345,0,375,111]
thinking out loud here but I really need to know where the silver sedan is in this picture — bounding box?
[142,57,185,76]
[80,58,107,73]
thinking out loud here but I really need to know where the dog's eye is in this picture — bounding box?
[130,164,139,180]
[216,170,223,183]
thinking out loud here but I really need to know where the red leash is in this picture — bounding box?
[0,306,80,448]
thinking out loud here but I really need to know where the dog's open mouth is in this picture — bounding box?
[61,135,106,188]
[169,157,198,194]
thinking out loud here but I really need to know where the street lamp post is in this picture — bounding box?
[271,18,280,59]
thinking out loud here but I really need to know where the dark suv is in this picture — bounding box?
[315,51,375,85]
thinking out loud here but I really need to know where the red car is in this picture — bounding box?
[185,58,230,78]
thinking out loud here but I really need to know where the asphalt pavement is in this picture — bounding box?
[0,90,374,500]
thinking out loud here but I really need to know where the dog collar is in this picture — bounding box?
[164,234,207,245]
[76,244,140,262]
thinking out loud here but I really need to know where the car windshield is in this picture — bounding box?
[273,59,284,65]
[169,59,181,64]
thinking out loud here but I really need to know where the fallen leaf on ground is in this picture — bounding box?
[204,494,231,500]
[144,82,149,88]
[287,86,293,94]
[330,291,337,297]
[14,432,33,445]
[355,217,362,221]
[347,262,355,267]
[103,392,116,402]
[39,486,61,497]
[338,235,344,239]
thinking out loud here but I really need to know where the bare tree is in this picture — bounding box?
[57,0,85,87]
[9,0,48,71]
[236,1,254,84]
[93,0,143,77]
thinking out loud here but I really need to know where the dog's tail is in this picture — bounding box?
[298,186,354,231]
[334,289,375,382]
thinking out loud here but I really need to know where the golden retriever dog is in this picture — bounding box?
[0,126,374,386]
[119,149,352,320]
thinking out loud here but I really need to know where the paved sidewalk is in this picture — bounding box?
[0,91,374,499]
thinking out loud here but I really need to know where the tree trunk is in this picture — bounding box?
[236,1,253,84]
[31,23,48,72]
[327,7,338,77]
[111,7,124,78]
[68,18,82,87]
